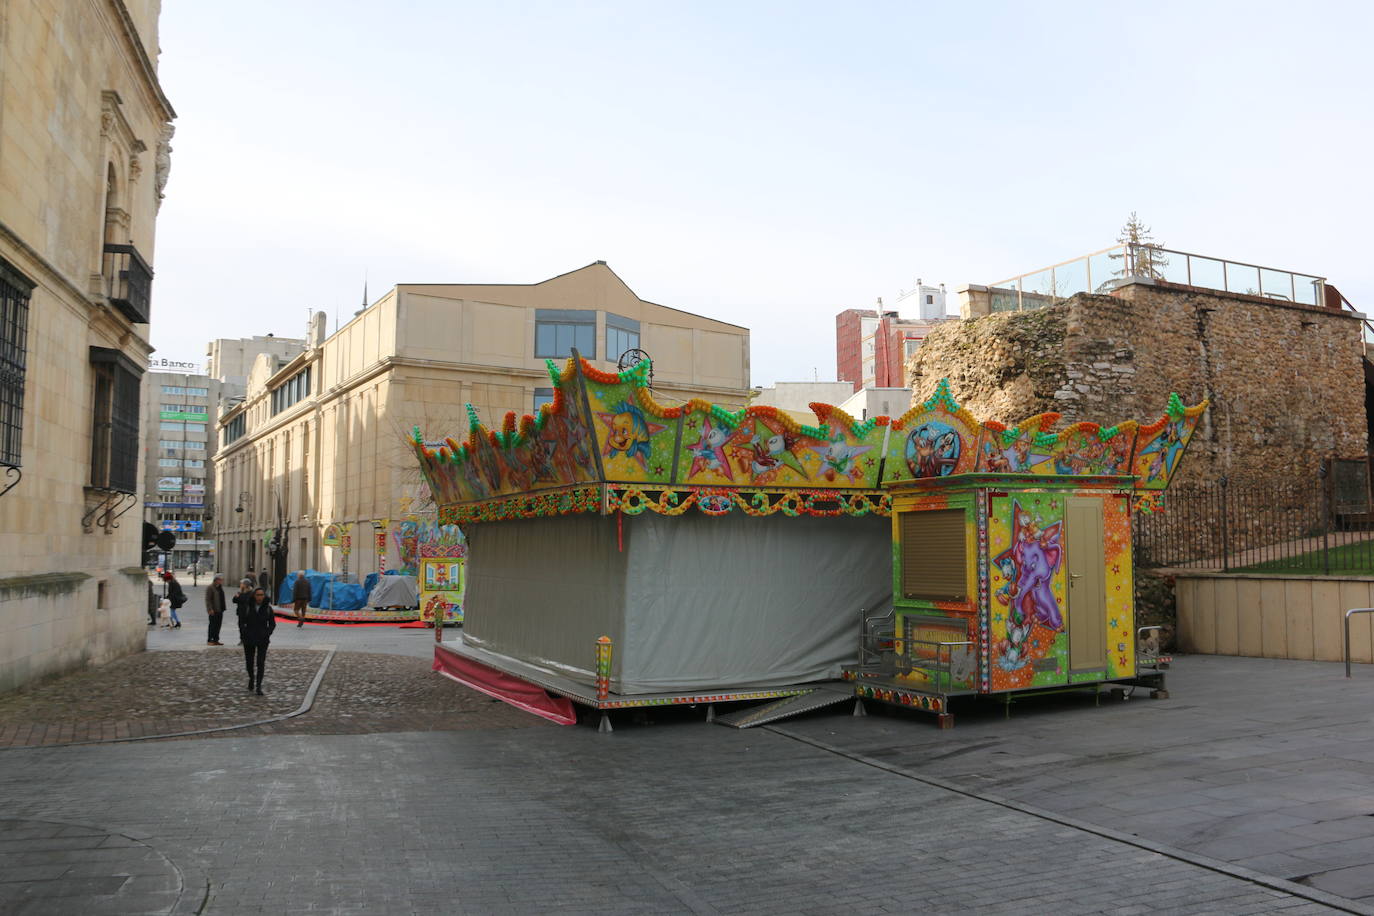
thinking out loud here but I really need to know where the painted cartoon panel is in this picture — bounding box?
[419,548,466,625]
[894,614,977,691]
[885,389,984,485]
[1049,422,1138,477]
[1099,493,1135,680]
[801,406,881,488]
[976,414,1059,474]
[584,372,678,485]
[988,494,1069,691]
[1133,396,1204,489]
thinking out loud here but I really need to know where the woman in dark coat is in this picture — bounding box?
[240,587,276,695]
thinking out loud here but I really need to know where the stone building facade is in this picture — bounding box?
[213,262,752,586]
[906,280,1368,486]
[0,1,175,692]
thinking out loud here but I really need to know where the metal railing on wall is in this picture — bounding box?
[1134,460,1374,574]
[989,244,1326,313]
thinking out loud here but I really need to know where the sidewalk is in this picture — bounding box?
[781,653,1374,903]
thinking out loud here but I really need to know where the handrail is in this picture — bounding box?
[858,598,895,667]
[1345,608,1374,677]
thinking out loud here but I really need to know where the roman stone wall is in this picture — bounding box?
[907,281,1368,488]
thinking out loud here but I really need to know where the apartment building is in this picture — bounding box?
[214,262,752,583]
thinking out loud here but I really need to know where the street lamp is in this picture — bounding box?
[235,491,252,575]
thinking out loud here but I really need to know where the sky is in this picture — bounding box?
[151,1,1374,387]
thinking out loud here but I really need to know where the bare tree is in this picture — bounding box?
[1109,212,1169,282]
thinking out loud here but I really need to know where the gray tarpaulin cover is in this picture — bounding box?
[462,511,892,695]
[368,574,419,608]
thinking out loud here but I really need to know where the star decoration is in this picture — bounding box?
[686,416,733,481]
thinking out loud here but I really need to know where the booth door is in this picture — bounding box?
[1066,497,1107,672]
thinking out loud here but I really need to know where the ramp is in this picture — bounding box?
[714,684,853,729]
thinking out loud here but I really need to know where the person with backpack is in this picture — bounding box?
[162,572,185,628]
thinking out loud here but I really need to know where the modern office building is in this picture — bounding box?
[0,1,175,692]
[141,368,218,571]
[213,261,752,582]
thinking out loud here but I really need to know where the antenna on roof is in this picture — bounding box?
[362,271,368,311]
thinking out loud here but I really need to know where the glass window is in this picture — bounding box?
[534,309,596,359]
[161,385,184,395]
[270,366,312,416]
[223,414,246,444]
[160,421,183,431]
[158,458,180,467]
[533,387,554,412]
[185,423,205,433]
[182,440,205,451]
[0,256,33,470]
[89,348,140,493]
[606,313,641,360]
[158,439,182,450]
[185,387,208,397]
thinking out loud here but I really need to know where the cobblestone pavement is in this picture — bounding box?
[0,650,545,747]
[0,725,1354,915]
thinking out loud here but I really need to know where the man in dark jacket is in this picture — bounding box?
[241,587,276,695]
[290,570,311,628]
[204,574,226,646]
[233,577,255,646]
[163,573,185,629]
[258,567,271,596]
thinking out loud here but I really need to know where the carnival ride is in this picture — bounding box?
[415,353,1204,728]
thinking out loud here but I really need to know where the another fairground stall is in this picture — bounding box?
[415,354,898,728]
[848,391,1205,727]
[413,352,1203,730]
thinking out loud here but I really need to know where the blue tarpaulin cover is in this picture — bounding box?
[278,570,369,610]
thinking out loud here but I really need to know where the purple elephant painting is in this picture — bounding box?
[993,503,1064,672]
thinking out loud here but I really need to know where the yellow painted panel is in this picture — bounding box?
[1312,579,1346,662]
[1259,579,1288,659]
[1066,497,1106,671]
[1236,579,1264,657]
[1284,580,1315,661]
[1214,577,1240,656]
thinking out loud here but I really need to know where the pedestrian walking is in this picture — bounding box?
[232,577,255,646]
[163,572,185,628]
[258,567,271,598]
[240,587,276,695]
[205,574,226,646]
[147,581,157,627]
[291,570,311,628]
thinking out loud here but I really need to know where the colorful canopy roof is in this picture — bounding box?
[411,357,1206,523]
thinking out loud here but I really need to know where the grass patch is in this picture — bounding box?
[1228,539,1374,576]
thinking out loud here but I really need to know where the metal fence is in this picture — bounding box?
[989,244,1326,313]
[1134,460,1374,573]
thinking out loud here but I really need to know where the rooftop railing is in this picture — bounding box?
[988,243,1326,313]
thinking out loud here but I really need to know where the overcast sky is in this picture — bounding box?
[151,0,1374,387]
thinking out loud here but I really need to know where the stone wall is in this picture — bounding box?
[907,281,1369,487]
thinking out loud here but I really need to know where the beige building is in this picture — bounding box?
[0,1,175,691]
[214,262,751,583]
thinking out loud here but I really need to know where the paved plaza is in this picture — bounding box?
[1,585,1374,913]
